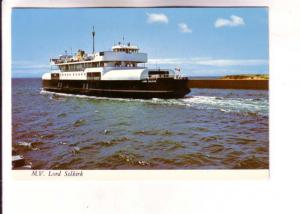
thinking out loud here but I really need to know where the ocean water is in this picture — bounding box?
[12,78,269,169]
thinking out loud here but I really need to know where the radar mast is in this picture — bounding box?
[92,26,95,53]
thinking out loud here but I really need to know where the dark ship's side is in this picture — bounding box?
[42,30,190,99]
[42,76,190,99]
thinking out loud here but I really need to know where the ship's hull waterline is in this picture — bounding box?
[42,78,190,99]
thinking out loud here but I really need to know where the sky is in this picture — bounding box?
[12,8,268,77]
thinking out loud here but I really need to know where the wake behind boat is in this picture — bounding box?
[42,28,190,99]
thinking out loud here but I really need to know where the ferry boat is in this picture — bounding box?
[42,29,190,99]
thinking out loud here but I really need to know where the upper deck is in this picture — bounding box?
[51,43,147,66]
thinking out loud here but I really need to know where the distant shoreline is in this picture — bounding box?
[220,74,269,80]
[188,79,268,90]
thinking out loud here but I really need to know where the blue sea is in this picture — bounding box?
[12,78,269,169]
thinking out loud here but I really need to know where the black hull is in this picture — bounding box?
[42,78,190,99]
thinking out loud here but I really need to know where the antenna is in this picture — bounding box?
[122,35,125,45]
[92,26,95,53]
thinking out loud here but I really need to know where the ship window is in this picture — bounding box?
[99,52,104,56]
[148,70,169,78]
[149,70,169,75]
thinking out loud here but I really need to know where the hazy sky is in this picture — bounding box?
[12,8,268,77]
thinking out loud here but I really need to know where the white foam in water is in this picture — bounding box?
[182,95,268,115]
[16,141,32,147]
[40,90,268,115]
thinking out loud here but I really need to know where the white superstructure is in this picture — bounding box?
[43,42,176,81]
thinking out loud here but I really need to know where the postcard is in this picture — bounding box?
[4,0,300,213]
[3,0,282,213]
[9,7,268,175]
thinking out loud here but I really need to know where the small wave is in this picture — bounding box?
[220,108,230,113]
[227,137,256,145]
[167,144,186,151]
[95,140,113,146]
[40,133,56,139]
[16,141,32,147]
[52,158,82,169]
[57,113,67,117]
[99,136,130,147]
[134,129,174,136]
[134,130,157,136]
[79,145,95,150]
[255,146,268,153]
[14,141,42,151]
[233,156,268,169]
[40,90,66,101]
[113,121,129,126]
[195,127,209,132]
[177,153,213,166]
[12,154,32,169]
[202,144,225,153]
[71,146,80,155]
[137,160,150,166]
[51,94,66,101]
[200,136,219,142]
[144,140,185,152]
[103,129,111,135]
[58,141,68,145]
[150,157,176,165]
[97,151,150,168]
[73,119,86,127]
